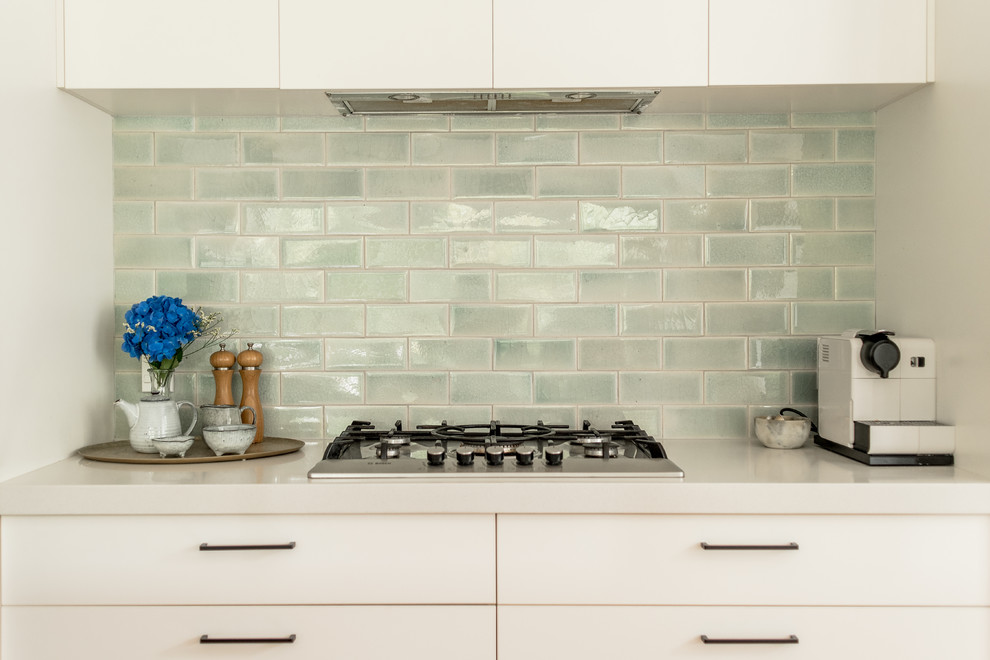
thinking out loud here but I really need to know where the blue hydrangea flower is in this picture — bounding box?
[121,295,201,367]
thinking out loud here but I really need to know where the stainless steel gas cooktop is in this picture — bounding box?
[308,420,684,479]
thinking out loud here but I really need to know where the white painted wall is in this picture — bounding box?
[877,0,990,476]
[0,0,113,480]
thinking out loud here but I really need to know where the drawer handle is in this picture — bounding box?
[200,634,296,644]
[199,542,296,551]
[701,635,799,645]
[700,542,799,551]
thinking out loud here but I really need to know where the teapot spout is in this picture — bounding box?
[114,399,139,428]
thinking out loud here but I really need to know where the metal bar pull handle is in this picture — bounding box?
[200,634,297,644]
[199,541,297,551]
[700,542,799,551]
[701,634,799,645]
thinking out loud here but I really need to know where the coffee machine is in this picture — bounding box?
[816,330,954,465]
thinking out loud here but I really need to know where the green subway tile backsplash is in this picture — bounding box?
[112,113,876,441]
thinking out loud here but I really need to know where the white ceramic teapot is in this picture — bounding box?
[115,396,197,454]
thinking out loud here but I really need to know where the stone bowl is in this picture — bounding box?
[754,415,812,450]
[202,424,256,456]
[151,435,195,458]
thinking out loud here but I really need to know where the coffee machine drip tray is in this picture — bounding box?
[815,420,955,466]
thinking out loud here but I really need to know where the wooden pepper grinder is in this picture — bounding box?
[209,343,237,406]
[237,342,264,443]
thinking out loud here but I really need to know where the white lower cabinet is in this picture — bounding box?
[3,605,494,660]
[498,606,990,659]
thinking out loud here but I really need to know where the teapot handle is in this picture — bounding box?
[176,401,198,436]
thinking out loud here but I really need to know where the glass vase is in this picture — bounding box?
[146,367,175,401]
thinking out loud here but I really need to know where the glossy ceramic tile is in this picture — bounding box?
[749,337,818,370]
[282,116,363,132]
[452,305,532,336]
[241,270,324,303]
[749,130,834,163]
[705,371,788,404]
[706,303,789,335]
[365,372,448,405]
[665,269,747,301]
[282,169,363,199]
[158,203,239,234]
[792,164,874,196]
[253,339,324,371]
[536,305,617,337]
[196,237,279,268]
[197,116,279,132]
[367,237,447,268]
[494,201,578,233]
[497,133,577,165]
[792,233,874,265]
[751,199,834,231]
[664,132,746,163]
[114,201,154,233]
[706,234,788,266]
[663,337,747,370]
[113,133,153,165]
[452,167,534,199]
[325,272,407,302]
[791,301,875,335]
[325,339,406,370]
[114,167,193,200]
[707,165,789,198]
[578,270,661,302]
[622,166,705,198]
[750,268,834,300]
[619,372,703,404]
[496,272,576,302]
[410,271,492,302]
[534,236,617,267]
[114,270,154,303]
[622,114,704,130]
[367,304,448,336]
[282,372,362,405]
[663,406,749,439]
[535,372,616,404]
[243,204,324,234]
[410,202,493,233]
[281,305,364,336]
[157,271,238,303]
[620,235,704,267]
[578,338,661,370]
[243,133,324,165]
[621,303,703,336]
[835,267,876,300]
[157,133,237,165]
[409,339,492,370]
[114,236,193,268]
[326,202,409,234]
[836,198,876,230]
[196,169,278,200]
[282,238,362,269]
[452,372,532,404]
[494,339,576,370]
[708,114,788,129]
[580,201,660,232]
[664,200,747,232]
[450,238,531,268]
[580,132,662,164]
[326,133,409,165]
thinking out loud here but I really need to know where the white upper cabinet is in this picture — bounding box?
[61,0,279,89]
[279,0,494,90]
[709,0,930,86]
[492,0,708,89]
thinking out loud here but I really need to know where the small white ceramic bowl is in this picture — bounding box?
[151,435,195,458]
[202,424,256,456]
[754,415,812,450]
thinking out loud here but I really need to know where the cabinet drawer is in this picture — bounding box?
[2,514,494,605]
[498,606,990,660]
[497,514,990,605]
[2,605,494,660]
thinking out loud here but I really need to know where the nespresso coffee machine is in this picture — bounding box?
[816,330,954,465]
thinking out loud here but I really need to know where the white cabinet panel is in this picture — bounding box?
[497,514,990,605]
[280,0,494,90]
[3,605,495,660]
[493,0,708,88]
[62,0,279,88]
[709,0,929,85]
[499,606,990,660]
[2,514,495,605]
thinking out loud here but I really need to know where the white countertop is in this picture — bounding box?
[2,439,989,516]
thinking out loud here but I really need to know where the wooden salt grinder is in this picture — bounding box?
[237,343,264,443]
[209,343,237,406]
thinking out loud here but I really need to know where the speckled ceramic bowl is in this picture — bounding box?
[151,435,195,458]
[202,424,256,456]
[754,415,812,450]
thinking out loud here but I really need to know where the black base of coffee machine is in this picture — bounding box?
[814,436,954,466]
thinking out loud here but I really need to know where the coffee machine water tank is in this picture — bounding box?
[817,330,938,450]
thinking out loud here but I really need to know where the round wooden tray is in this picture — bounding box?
[78,437,305,465]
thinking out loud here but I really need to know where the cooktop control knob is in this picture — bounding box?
[515,446,535,466]
[485,445,504,466]
[426,446,446,466]
[545,446,564,466]
[455,446,475,466]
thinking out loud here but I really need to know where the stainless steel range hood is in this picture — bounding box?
[326,89,660,116]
